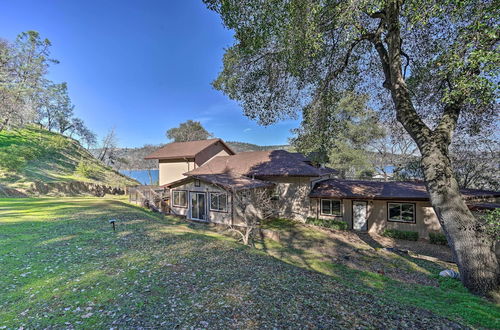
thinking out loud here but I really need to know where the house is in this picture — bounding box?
[164,149,337,224]
[144,138,235,185]
[146,138,500,239]
[309,179,500,239]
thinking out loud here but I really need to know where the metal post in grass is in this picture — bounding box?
[109,219,116,231]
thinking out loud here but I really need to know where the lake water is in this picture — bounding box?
[120,169,159,185]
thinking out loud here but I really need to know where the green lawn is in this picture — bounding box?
[0,198,498,328]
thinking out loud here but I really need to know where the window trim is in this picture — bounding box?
[171,190,187,208]
[209,192,228,213]
[320,199,342,216]
[387,202,416,224]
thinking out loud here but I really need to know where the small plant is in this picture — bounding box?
[480,208,500,241]
[382,229,418,241]
[429,232,448,245]
[306,217,348,230]
[75,160,102,179]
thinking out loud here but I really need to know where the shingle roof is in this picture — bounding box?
[309,179,500,200]
[165,173,274,191]
[144,139,235,160]
[184,150,324,177]
[468,203,500,211]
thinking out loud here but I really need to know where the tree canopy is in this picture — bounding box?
[290,91,384,177]
[166,120,213,142]
[0,31,95,147]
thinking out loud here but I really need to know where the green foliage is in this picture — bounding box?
[291,91,384,177]
[166,120,213,142]
[429,232,448,245]
[481,208,500,241]
[306,217,349,230]
[75,160,102,179]
[382,229,419,241]
[205,0,498,134]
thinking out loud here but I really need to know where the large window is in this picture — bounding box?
[321,199,341,216]
[388,203,415,223]
[210,192,228,212]
[172,190,187,207]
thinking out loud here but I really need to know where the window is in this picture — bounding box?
[194,179,200,187]
[172,190,187,207]
[321,199,341,216]
[388,203,415,223]
[210,192,227,212]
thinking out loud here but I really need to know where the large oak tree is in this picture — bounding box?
[204,0,499,297]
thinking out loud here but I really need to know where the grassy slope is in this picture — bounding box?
[260,219,499,328]
[0,198,498,328]
[0,126,137,194]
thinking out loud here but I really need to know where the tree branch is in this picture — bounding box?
[310,35,369,107]
[433,101,461,147]
[370,0,432,147]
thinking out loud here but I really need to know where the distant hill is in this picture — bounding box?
[226,141,291,153]
[0,126,137,197]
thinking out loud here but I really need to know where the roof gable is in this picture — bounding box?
[144,139,235,160]
[165,173,274,191]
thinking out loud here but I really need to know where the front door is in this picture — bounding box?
[190,192,207,221]
[352,201,368,231]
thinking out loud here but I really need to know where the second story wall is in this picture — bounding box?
[195,141,233,166]
[159,159,195,186]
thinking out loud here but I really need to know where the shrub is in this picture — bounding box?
[382,229,419,241]
[306,217,348,230]
[429,232,448,245]
[76,160,102,179]
[481,208,500,241]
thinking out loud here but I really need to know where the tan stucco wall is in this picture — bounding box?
[158,142,233,186]
[170,180,233,225]
[368,200,441,239]
[311,198,442,239]
[158,159,195,186]
[259,176,313,221]
[195,142,232,166]
[310,198,353,228]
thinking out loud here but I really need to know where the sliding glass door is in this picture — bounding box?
[190,192,206,221]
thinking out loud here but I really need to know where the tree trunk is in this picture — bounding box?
[420,143,500,298]
[375,0,500,297]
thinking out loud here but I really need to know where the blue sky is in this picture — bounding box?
[0,0,299,147]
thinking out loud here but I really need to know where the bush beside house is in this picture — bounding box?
[429,232,448,245]
[382,229,419,241]
[306,217,348,230]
